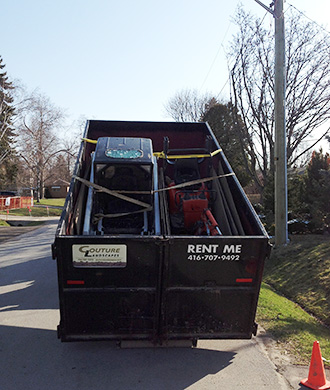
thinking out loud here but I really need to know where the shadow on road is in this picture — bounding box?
[0,324,235,390]
[0,253,59,312]
[0,220,236,390]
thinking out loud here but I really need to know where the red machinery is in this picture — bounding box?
[167,157,221,236]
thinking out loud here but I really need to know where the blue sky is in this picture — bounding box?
[2,0,330,149]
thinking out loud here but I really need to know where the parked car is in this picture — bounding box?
[288,218,310,234]
[0,191,16,197]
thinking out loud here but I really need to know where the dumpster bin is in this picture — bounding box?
[52,120,270,344]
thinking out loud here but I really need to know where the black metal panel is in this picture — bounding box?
[57,236,160,287]
[55,236,163,341]
[165,237,267,287]
[61,289,156,338]
[159,236,268,339]
[162,288,255,338]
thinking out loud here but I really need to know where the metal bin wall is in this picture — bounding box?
[53,120,270,344]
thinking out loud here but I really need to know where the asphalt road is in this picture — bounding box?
[0,221,309,390]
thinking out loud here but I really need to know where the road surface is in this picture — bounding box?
[0,221,306,389]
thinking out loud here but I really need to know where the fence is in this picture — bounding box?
[0,196,34,211]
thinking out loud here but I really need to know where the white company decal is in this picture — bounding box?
[187,244,242,261]
[72,244,127,267]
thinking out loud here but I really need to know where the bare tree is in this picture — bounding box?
[16,91,66,200]
[164,88,216,122]
[55,120,83,183]
[229,6,330,194]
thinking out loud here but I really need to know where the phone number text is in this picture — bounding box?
[188,254,240,261]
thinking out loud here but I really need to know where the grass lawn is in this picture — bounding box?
[37,198,66,207]
[257,234,330,366]
[257,283,330,366]
[0,198,65,217]
[264,235,330,327]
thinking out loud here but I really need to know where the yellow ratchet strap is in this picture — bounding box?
[81,138,222,158]
[82,137,98,144]
[153,149,222,160]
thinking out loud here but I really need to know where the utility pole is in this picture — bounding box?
[274,0,288,246]
[254,0,288,246]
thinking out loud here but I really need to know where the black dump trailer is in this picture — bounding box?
[52,120,270,344]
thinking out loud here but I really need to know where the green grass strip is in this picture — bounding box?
[264,235,330,327]
[257,283,330,366]
[0,198,65,217]
[38,198,66,207]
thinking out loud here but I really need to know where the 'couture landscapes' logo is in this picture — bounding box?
[72,244,127,267]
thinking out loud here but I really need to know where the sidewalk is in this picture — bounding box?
[0,215,60,221]
[0,214,60,226]
[256,328,325,389]
[0,216,59,243]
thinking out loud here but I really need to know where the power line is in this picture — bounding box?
[215,77,230,100]
[216,10,269,101]
[199,20,233,91]
[287,2,330,35]
[199,45,223,91]
[207,3,329,102]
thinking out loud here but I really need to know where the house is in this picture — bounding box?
[45,179,70,198]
